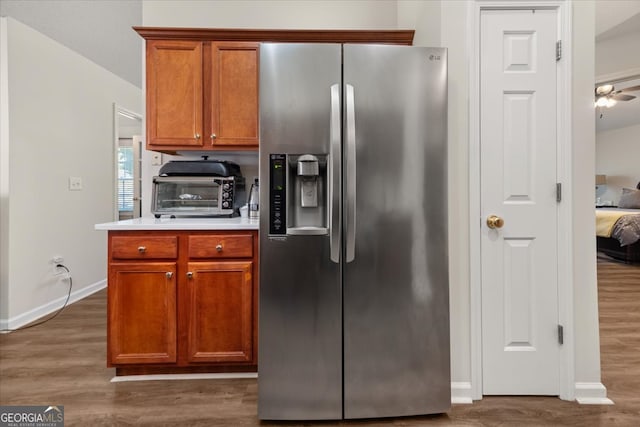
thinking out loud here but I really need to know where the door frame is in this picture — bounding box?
[112,103,143,220]
[468,0,574,401]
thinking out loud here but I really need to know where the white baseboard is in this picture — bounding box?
[574,382,614,405]
[0,279,106,331]
[451,382,473,404]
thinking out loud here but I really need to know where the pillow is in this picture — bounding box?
[618,188,640,209]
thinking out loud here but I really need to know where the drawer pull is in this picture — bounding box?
[166,272,173,279]
[138,246,147,253]
[187,272,193,279]
[216,244,223,252]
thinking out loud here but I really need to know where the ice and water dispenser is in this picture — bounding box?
[268,154,328,236]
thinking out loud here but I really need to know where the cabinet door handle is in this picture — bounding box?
[195,133,201,139]
[187,272,193,279]
[216,244,223,252]
[138,246,146,253]
[166,272,173,279]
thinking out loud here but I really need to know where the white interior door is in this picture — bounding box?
[480,9,560,395]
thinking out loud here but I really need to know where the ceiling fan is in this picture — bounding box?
[594,83,640,108]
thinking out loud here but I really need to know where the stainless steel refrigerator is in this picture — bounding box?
[258,43,449,420]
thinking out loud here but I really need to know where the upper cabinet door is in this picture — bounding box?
[209,42,259,147]
[147,40,204,148]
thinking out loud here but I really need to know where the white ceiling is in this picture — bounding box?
[596,12,640,42]
[595,0,640,36]
[0,0,142,88]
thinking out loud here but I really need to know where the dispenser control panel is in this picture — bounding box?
[269,154,286,235]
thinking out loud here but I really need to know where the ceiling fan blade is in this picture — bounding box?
[611,94,636,101]
[620,85,640,93]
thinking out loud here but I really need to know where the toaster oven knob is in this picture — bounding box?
[222,201,230,208]
[222,192,229,199]
[223,183,230,190]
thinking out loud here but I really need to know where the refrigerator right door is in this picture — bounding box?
[342,45,450,418]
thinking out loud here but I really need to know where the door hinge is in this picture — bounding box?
[558,324,564,345]
[556,183,562,202]
[556,40,562,61]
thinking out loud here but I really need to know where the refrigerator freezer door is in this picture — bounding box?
[342,45,451,418]
[258,43,343,420]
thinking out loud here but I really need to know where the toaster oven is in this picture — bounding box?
[151,160,245,218]
[152,176,245,218]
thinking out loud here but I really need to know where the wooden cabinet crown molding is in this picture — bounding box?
[133,27,414,45]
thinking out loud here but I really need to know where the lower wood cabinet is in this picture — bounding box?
[108,262,177,365]
[106,230,258,374]
[186,261,253,364]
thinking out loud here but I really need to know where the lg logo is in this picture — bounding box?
[429,54,441,61]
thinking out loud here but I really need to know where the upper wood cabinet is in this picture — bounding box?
[145,40,259,152]
[136,27,415,153]
[146,40,204,149]
[210,43,259,147]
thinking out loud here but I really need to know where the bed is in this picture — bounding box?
[596,183,640,263]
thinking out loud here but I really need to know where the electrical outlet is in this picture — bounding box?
[151,152,163,166]
[51,256,64,275]
[69,176,83,191]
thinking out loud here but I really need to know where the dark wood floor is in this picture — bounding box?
[1,256,639,426]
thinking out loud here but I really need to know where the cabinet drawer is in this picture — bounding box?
[188,234,253,259]
[111,235,178,260]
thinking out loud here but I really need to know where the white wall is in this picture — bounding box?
[572,1,603,390]
[0,0,143,87]
[139,0,602,400]
[595,0,640,36]
[596,123,640,203]
[398,0,471,394]
[596,30,640,77]
[398,0,441,47]
[435,0,603,399]
[0,17,141,328]
[0,17,9,324]
[142,0,397,29]
[439,0,471,392]
[139,0,400,216]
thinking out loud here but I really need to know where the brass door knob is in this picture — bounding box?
[487,215,504,229]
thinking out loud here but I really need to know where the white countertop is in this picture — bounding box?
[95,216,259,231]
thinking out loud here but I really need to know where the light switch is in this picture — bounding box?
[69,176,83,191]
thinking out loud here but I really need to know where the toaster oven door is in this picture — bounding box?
[152,176,229,217]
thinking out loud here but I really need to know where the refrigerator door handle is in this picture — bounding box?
[329,84,341,263]
[345,84,356,263]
